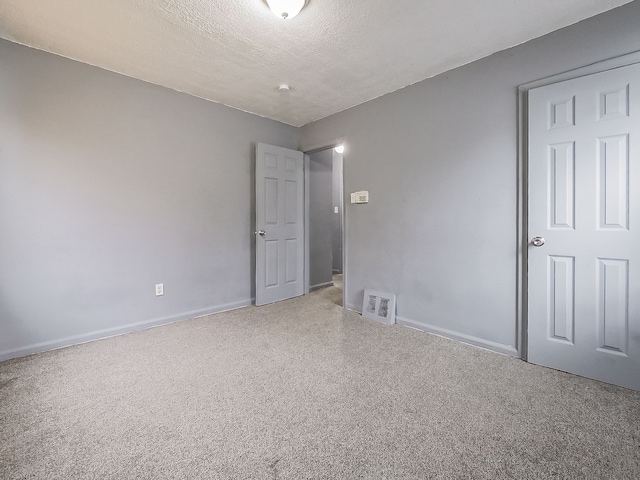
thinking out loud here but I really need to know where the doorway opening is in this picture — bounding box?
[306,145,344,307]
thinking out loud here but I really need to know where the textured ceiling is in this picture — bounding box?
[0,0,633,126]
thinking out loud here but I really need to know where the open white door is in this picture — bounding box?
[255,143,305,306]
[528,63,640,390]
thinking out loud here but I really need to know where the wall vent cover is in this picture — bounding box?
[362,289,396,325]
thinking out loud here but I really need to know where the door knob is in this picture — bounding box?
[256,230,266,236]
[531,236,545,247]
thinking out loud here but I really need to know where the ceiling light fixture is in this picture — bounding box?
[266,0,307,20]
[334,145,345,154]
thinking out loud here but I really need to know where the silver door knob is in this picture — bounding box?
[531,236,545,247]
[256,230,266,236]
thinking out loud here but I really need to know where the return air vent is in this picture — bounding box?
[362,289,396,325]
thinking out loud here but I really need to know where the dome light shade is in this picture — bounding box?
[334,145,345,154]
[266,0,306,19]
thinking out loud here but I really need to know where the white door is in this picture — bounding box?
[528,63,640,391]
[255,143,305,306]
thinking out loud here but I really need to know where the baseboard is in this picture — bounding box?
[310,281,333,291]
[345,303,362,314]
[0,298,254,362]
[396,316,519,357]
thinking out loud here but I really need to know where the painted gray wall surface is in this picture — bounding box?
[308,149,334,288]
[299,2,640,353]
[0,39,298,360]
[332,151,343,274]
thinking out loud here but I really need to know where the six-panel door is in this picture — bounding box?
[528,63,639,391]
[256,143,304,306]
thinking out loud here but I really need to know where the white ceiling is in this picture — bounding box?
[0,0,632,126]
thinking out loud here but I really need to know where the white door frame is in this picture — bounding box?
[517,50,640,360]
[302,138,347,309]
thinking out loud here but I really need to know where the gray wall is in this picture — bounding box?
[0,39,298,360]
[299,1,640,354]
[332,151,343,274]
[308,149,334,288]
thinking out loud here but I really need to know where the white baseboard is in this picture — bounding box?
[345,303,362,314]
[348,305,517,357]
[0,298,253,362]
[1,301,519,363]
[310,281,333,291]
[396,315,519,357]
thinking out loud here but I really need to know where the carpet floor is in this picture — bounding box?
[1,283,639,479]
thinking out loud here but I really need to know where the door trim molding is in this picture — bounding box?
[304,154,310,294]
[517,50,640,361]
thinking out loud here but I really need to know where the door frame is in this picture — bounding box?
[517,50,640,361]
[302,137,347,309]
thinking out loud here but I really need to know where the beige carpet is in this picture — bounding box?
[1,283,639,479]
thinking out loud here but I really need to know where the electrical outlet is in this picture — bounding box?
[155,283,164,296]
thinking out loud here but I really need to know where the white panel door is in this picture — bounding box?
[528,63,640,391]
[256,143,304,306]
